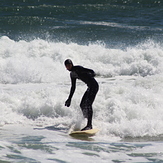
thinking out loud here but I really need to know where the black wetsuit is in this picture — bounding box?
[65,65,99,130]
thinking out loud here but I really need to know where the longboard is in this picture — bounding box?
[69,128,99,137]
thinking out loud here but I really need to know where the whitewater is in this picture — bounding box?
[1,36,163,162]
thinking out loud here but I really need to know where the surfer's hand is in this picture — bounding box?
[65,99,71,107]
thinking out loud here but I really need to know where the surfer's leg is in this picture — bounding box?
[84,84,99,130]
[80,89,92,130]
[80,87,99,131]
[80,88,90,119]
[81,105,93,131]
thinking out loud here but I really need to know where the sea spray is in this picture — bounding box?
[1,36,163,138]
[1,36,163,83]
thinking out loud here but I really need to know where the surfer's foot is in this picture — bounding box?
[81,125,92,131]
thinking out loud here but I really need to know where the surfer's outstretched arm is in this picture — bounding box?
[65,77,76,107]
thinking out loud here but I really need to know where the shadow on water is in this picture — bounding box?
[34,125,96,141]
[69,135,94,141]
[34,125,68,133]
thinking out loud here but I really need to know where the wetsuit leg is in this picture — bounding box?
[80,89,90,119]
[80,82,99,130]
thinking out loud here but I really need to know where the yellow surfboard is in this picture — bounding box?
[69,128,99,137]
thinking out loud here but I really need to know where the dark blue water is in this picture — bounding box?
[0,0,163,46]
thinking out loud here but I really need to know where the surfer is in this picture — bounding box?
[64,59,99,131]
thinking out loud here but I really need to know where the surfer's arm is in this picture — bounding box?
[69,77,76,100]
[65,77,76,107]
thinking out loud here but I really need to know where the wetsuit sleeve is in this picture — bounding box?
[68,76,76,100]
[65,75,76,107]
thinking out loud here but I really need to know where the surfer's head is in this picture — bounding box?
[64,59,73,71]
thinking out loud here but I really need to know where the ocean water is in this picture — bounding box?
[0,0,163,162]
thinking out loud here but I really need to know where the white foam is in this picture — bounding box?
[1,36,163,84]
[1,36,163,138]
